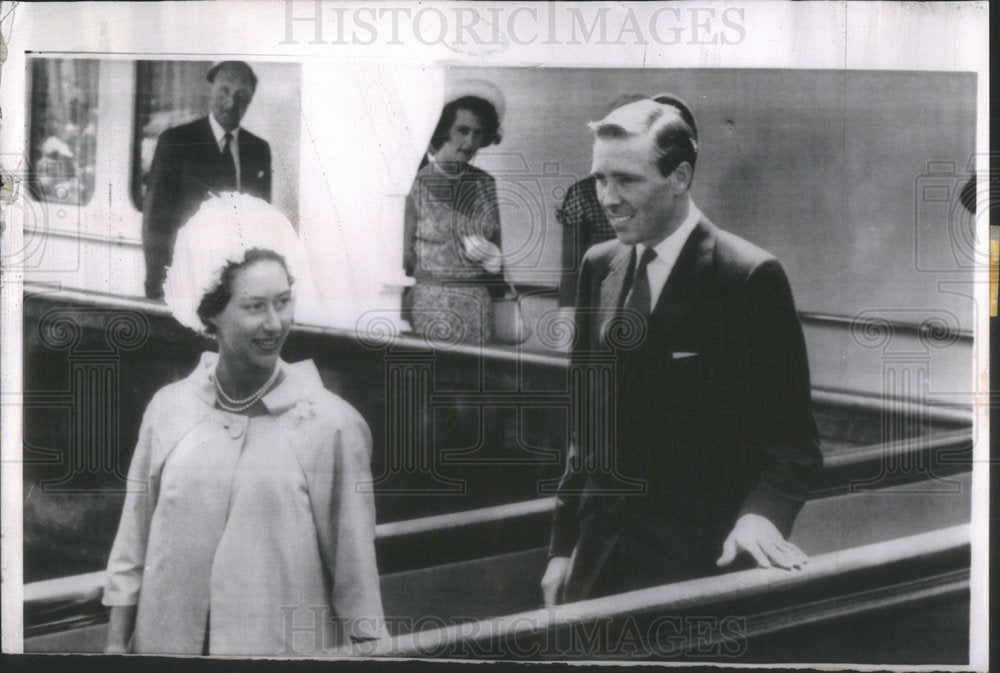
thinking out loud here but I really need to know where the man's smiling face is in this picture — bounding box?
[591,134,684,248]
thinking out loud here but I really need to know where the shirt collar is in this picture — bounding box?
[208,113,239,146]
[637,198,701,271]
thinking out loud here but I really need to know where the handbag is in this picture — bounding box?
[492,286,532,345]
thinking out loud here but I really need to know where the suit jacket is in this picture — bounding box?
[549,216,822,601]
[142,117,272,298]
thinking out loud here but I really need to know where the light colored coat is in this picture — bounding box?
[103,352,386,655]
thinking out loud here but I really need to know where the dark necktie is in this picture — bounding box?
[623,247,657,318]
[220,132,237,190]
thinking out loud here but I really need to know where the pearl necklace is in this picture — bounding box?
[213,365,280,413]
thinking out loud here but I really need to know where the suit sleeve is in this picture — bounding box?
[103,397,159,606]
[549,440,585,558]
[548,254,598,557]
[261,141,272,203]
[736,260,823,536]
[141,133,181,299]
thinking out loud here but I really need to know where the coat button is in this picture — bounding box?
[228,419,246,439]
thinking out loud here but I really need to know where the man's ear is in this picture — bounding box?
[670,162,693,193]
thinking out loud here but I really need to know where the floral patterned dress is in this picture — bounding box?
[403,160,504,345]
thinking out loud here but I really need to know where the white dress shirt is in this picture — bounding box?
[209,113,241,190]
[634,199,702,313]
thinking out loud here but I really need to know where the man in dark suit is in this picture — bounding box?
[142,61,272,299]
[542,97,822,606]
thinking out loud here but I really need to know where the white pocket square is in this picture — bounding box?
[672,351,699,359]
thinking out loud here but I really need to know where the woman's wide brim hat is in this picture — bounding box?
[164,192,316,334]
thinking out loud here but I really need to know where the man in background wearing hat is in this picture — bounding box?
[142,60,272,300]
[542,96,822,608]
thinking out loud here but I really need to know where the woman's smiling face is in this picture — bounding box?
[209,259,294,372]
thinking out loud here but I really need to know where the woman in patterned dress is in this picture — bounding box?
[403,82,509,345]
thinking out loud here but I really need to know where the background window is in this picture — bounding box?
[130,60,209,210]
[28,58,99,207]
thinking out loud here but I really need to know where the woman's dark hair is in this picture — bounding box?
[197,248,294,334]
[428,95,501,152]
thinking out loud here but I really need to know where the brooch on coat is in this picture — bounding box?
[291,398,317,426]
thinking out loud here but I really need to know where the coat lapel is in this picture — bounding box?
[237,130,254,185]
[600,245,634,309]
[191,117,227,194]
[597,245,635,346]
[196,117,218,158]
[649,219,716,337]
[616,220,715,390]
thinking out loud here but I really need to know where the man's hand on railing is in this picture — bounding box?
[717,513,809,570]
[541,556,572,607]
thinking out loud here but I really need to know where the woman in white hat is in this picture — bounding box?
[402,80,510,344]
[103,193,386,655]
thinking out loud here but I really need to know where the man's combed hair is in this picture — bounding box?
[589,98,698,178]
[207,60,259,91]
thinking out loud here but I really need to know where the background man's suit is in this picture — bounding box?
[557,176,617,307]
[142,117,271,298]
[549,215,823,601]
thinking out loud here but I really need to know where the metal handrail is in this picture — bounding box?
[799,311,973,342]
[810,388,972,425]
[23,571,105,606]
[368,524,970,657]
[375,498,556,539]
[822,428,971,469]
